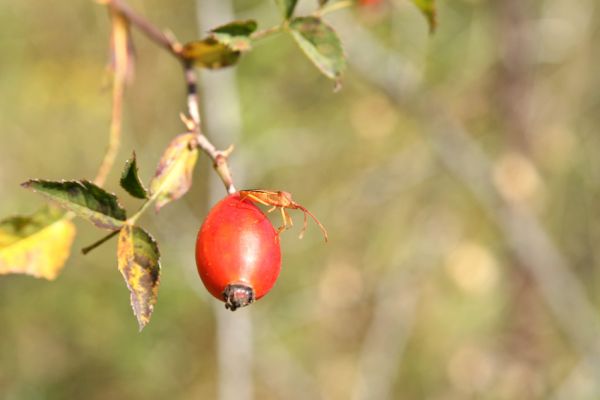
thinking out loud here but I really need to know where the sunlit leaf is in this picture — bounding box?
[210,20,258,52]
[181,38,241,69]
[412,0,437,33]
[22,180,127,230]
[289,17,346,81]
[0,208,76,280]
[120,152,148,199]
[275,0,298,19]
[149,133,199,212]
[117,224,160,331]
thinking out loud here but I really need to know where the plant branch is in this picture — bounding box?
[82,229,119,255]
[94,7,130,187]
[250,24,283,41]
[102,0,182,57]
[183,64,237,194]
[94,64,124,186]
[102,0,237,195]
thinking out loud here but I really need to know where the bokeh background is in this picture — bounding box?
[1,0,600,399]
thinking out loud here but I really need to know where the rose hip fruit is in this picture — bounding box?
[195,193,282,311]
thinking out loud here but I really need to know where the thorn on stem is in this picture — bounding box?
[179,113,196,131]
[221,144,235,158]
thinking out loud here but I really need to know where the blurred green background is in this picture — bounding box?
[2,0,600,399]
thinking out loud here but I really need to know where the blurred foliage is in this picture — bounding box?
[1,0,600,399]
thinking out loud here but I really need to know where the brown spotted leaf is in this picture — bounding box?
[181,38,241,69]
[117,224,160,331]
[0,207,76,280]
[149,133,199,212]
[22,180,127,230]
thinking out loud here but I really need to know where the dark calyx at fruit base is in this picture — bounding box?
[223,283,255,311]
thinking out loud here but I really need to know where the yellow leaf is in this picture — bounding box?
[117,224,161,331]
[0,209,76,280]
[181,38,241,69]
[149,133,199,212]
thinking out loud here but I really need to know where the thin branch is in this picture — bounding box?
[100,0,237,196]
[250,24,283,41]
[94,8,129,186]
[103,0,182,57]
[94,65,124,186]
[183,64,237,194]
[81,230,119,255]
[184,65,202,125]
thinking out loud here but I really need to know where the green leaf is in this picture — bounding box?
[0,207,76,280]
[289,17,346,81]
[117,224,160,331]
[149,133,199,212]
[22,180,127,230]
[181,38,241,69]
[412,0,437,33]
[211,20,258,37]
[210,20,258,52]
[120,151,148,199]
[275,0,298,19]
[318,0,330,6]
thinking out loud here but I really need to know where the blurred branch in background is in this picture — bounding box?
[494,0,534,153]
[334,6,600,396]
[552,360,598,400]
[196,1,252,400]
[255,317,323,400]
[351,240,441,400]
[428,112,600,383]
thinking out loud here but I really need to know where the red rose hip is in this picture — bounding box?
[195,193,282,311]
